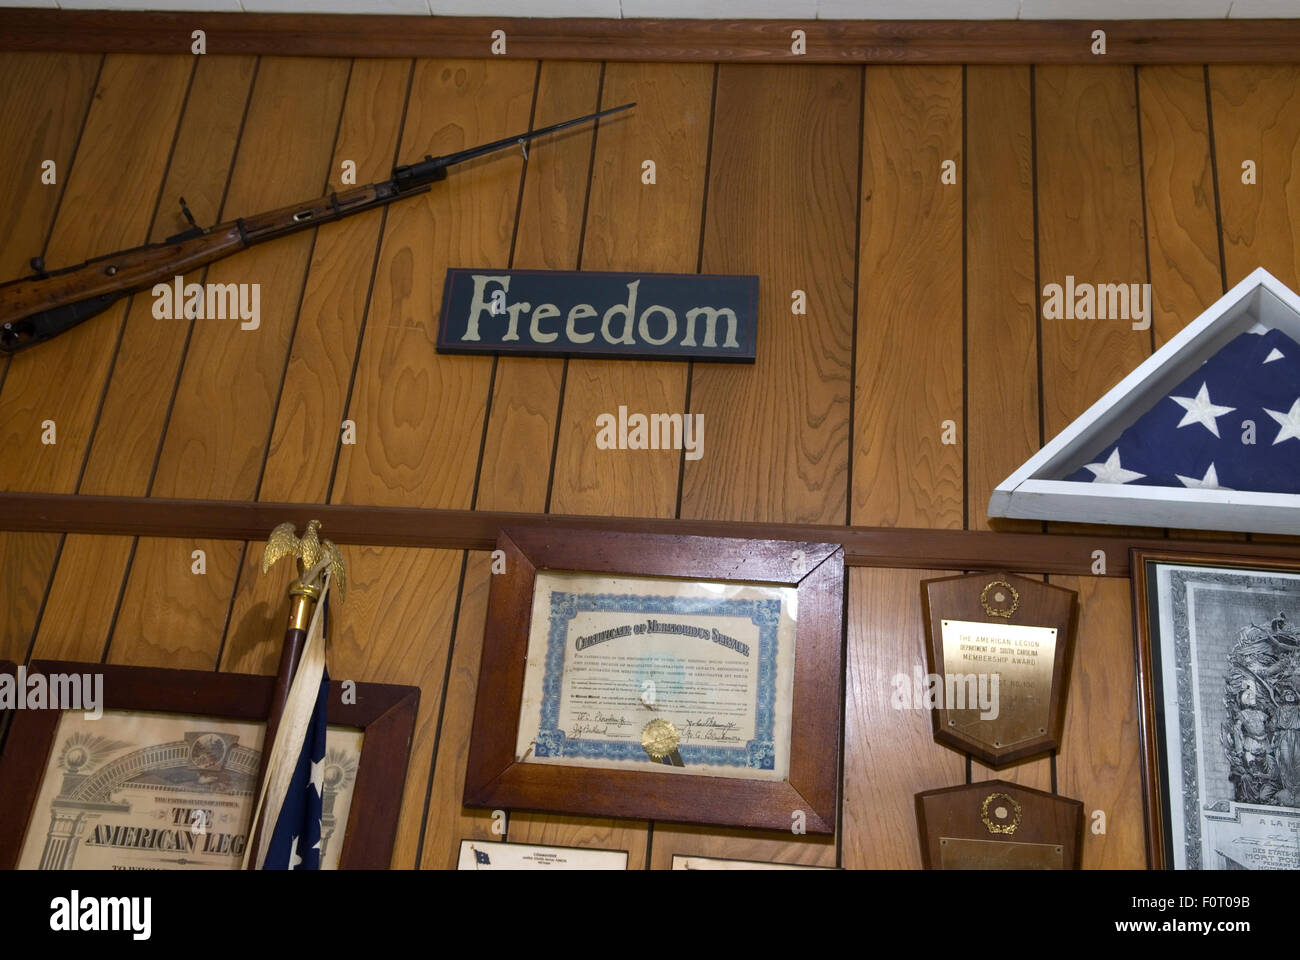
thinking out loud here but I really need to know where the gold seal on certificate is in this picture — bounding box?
[641,718,684,766]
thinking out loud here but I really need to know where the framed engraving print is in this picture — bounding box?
[1132,550,1300,870]
[464,528,844,833]
[0,660,418,870]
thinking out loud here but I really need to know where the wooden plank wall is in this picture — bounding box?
[2,53,1298,870]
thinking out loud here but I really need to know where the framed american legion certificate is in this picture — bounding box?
[0,659,417,870]
[463,527,844,833]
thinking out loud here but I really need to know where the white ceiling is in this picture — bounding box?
[8,0,1299,17]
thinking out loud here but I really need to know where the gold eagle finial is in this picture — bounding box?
[262,519,346,602]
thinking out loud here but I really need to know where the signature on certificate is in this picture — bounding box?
[681,717,742,742]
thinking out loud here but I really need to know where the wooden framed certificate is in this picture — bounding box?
[463,528,844,834]
[0,659,417,870]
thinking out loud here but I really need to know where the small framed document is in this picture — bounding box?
[457,840,627,870]
[464,528,844,833]
[1133,550,1300,869]
[670,854,832,870]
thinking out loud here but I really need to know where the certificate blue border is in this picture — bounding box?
[533,591,782,769]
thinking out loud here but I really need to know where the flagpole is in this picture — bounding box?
[246,519,345,870]
[245,578,321,869]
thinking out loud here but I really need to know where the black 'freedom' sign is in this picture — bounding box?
[436,268,758,362]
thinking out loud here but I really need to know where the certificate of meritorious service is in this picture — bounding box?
[515,571,797,780]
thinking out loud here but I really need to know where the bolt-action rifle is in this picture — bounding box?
[0,102,634,355]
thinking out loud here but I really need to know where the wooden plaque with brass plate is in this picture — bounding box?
[915,780,1083,869]
[920,571,1077,767]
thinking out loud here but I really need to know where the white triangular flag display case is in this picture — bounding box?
[990,268,1300,535]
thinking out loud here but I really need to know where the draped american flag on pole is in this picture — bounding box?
[1063,327,1300,493]
[262,671,329,870]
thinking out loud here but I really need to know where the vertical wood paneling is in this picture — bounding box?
[79,55,258,499]
[965,65,1039,533]
[1035,67,1151,442]
[682,63,857,526]
[417,552,499,869]
[1210,66,1300,290]
[0,52,101,280]
[854,65,964,529]
[0,55,192,494]
[474,61,601,514]
[545,62,713,519]
[259,57,413,504]
[13,56,192,665]
[150,56,352,501]
[28,534,133,661]
[1137,66,1224,348]
[98,58,351,671]
[332,59,534,509]
[842,567,965,869]
[1054,574,1146,869]
[0,532,58,663]
[27,58,257,668]
[107,538,243,668]
[0,52,101,664]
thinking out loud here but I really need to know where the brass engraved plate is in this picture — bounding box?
[938,836,1064,870]
[939,619,1056,753]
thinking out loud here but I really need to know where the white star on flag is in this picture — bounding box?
[1265,398,1300,445]
[1169,382,1235,437]
[288,837,303,870]
[1084,448,1145,484]
[1176,463,1228,489]
[310,758,324,796]
[1265,348,1285,364]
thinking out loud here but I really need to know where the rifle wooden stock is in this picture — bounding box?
[0,181,420,352]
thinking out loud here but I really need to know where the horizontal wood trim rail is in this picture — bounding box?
[2,492,1298,578]
[2,11,1299,64]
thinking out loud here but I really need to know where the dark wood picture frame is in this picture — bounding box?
[920,571,1078,767]
[0,659,418,869]
[463,527,845,834]
[1131,548,1300,870]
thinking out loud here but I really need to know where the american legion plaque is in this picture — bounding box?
[920,571,1078,767]
[916,781,1084,869]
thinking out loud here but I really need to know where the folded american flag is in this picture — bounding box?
[1064,327,1300,494]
